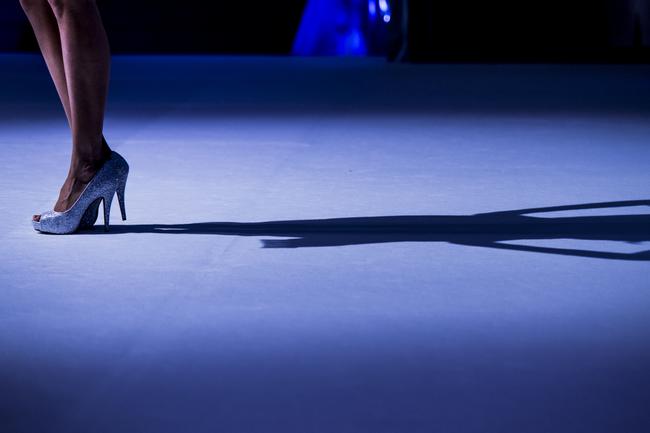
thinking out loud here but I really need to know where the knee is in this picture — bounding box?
[47,0,95,18]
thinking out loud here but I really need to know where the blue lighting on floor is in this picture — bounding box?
[2,53,650,433]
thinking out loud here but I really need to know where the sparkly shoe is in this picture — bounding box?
[32,151,129,234]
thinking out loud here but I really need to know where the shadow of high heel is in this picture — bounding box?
[83,199,650,261]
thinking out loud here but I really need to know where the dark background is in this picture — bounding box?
[408,0,649,62]
[0,0,648,62]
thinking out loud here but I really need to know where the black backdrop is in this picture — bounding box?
[1,0,648,62]
[407,0,649,62]
[5,0,306,54]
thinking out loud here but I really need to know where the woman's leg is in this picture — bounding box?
[19,0,72,127]
[23,0,112,220]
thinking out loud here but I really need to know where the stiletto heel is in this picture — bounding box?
[116,176,127,221]
[32,150,129,234]
[103,193,113,231]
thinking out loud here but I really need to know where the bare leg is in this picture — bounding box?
[21,0,112,220]
[19,0,72,124]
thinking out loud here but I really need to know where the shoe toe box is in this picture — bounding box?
[32,210,61,233]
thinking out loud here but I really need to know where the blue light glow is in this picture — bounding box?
[368,0,376,18]
[383,14,391,23]
[292,0,368,56]
[378,0,389,13]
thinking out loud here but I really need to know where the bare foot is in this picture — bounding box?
[33,138,111,222]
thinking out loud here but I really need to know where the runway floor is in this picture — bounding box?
[1,54,650,432]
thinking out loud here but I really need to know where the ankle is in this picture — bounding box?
[69,156,107,183]
[69,136,112,180]
[73,137,112,165]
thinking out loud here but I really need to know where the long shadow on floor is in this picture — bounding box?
[98,200,650,261]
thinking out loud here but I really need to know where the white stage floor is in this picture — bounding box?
[1,55,649,432]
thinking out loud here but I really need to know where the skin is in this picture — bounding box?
[19,0,112,222]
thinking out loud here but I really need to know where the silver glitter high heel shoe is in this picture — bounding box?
[32,150,129,234]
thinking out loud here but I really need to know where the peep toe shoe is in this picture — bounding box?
[32,151,129,234]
